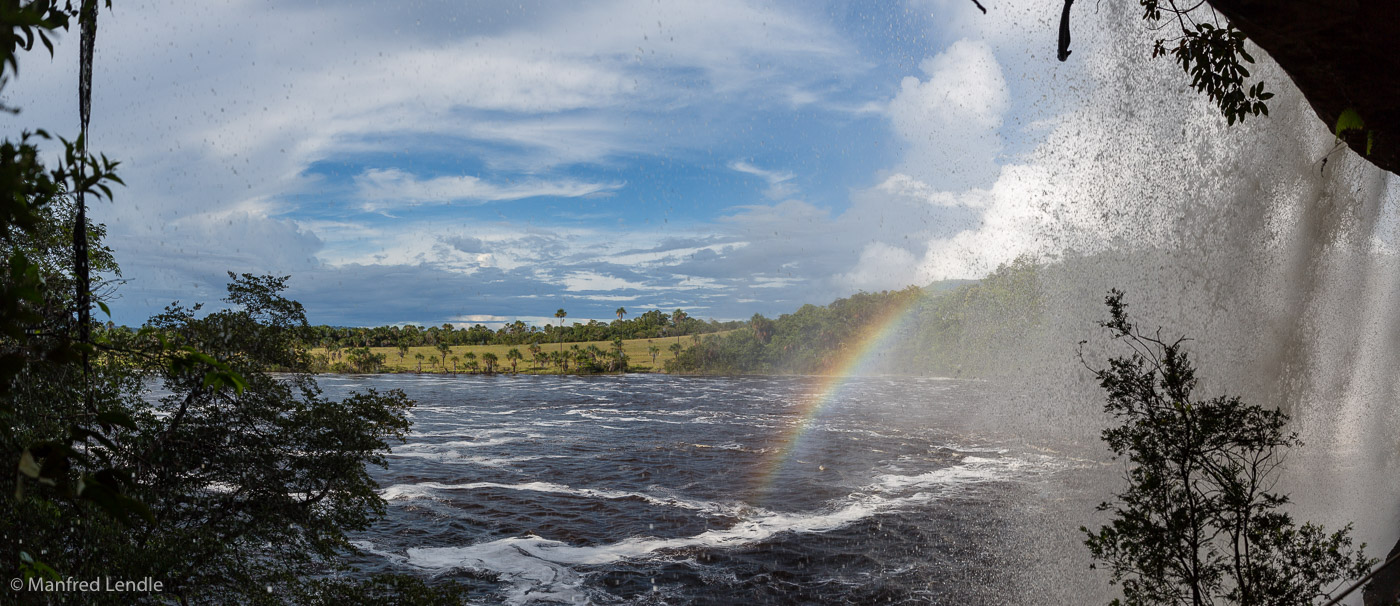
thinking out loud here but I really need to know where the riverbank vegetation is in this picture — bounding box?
[309,335,704,375]
[664,256,1043,377]
[1,6,463,603]
[1081,291,1372,605]
[300,309,740,351]
[271,255,1042,378]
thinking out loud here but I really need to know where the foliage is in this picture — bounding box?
[300,308,739,352]
[1138,0,1273,125]
[664,256,1044,377]
[0,7,465,603]
[1080,290,1372,606]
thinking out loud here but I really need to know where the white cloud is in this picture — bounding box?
[887,38,1010,190]
[729,160,798,200]
[872,173,991,208]
[838,242,921,292]
[354,168,623,209]
[562,272,647,292]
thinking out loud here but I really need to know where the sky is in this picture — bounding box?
[4,0,1117,327]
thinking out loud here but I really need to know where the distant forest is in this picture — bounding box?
[665,256,1042,377]
[97,257,1043,377]
[103,309,746,351]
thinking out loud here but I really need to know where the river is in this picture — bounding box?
[319,373,1120,605]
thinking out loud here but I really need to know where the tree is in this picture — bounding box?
[481,352,498,373]
[347,346,385,373]
[413,352,425,373]
[615,307,626,321]
[435,342,451,367]
[671,309,688,344]
[397,342,408,361]
[554,308,567,352]
[462,351,476,373]
[0,13,464,601]
[528,342,543,368]
[449,354,459,373]
[505,348,523,373]
[608,338,627,372]
[1080,290,1372,606]
[648,342,660,365]
[1049,1,1399,174]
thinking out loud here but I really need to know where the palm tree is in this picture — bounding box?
[450,355,460,374]
[648,342,660,365]
[554,308,567,353]
[506,348,523,373]
[481,352,499,373]
[397,343,409,361]
[671,309,688,344]
[413,352,425,373]
[615,307,627,321]
[610,338,627,372]
[436,342,451,367]
[463,351,477,373]
[527,342,543,368]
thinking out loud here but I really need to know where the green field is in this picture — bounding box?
[319,334,707,374]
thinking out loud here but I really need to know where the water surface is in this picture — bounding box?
[317,374,1114,604]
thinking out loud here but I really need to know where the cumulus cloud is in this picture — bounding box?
[888,39,1010,190]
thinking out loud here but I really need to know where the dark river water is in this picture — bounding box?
[312,373,1116,605]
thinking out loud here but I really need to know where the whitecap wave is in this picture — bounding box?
[379,480,747,517]
[393,455,1028,604]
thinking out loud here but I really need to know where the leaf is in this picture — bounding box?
[1335,108,1365,138]
[96,300,110,317]
[95,410,137,430]
[18,449,40,478]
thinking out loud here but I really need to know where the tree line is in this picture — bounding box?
[664,256,1043,377]
[296,308,740,351]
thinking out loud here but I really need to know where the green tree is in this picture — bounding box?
[648,342,660,365]
[0,12,461,595]
[413,352,424,373]
[347,346,386,373]
[615,307,626,321]
[1081,290,1372,606]
[554,308,567,352]
[608,338,627,372]
[462,351,477,373]
[481,352,498,373]
[671,309,688,344]
[505,348,523,373]
[435,342,451,367]
[397,342,409,361]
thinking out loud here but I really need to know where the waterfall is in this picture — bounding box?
[935,1,1400,578]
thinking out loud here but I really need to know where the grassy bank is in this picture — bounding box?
[316,334,706,374]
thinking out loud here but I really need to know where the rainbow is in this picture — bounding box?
[752,294,927,501]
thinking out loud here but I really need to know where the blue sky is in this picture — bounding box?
[6,0,1125,327]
